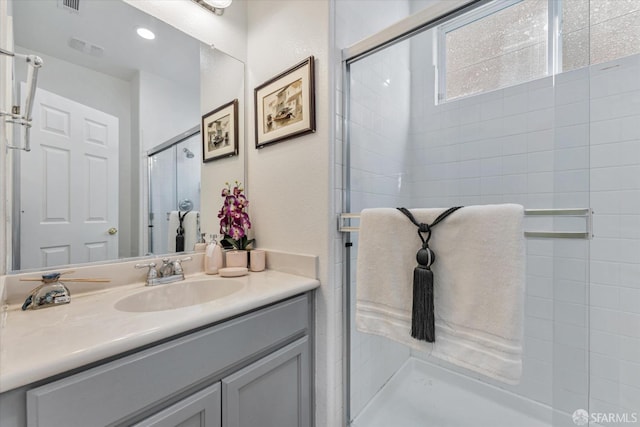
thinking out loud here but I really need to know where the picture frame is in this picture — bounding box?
[202,99,239,163]
[254,56,316,148]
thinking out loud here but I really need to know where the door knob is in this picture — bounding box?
[108,227,118,235]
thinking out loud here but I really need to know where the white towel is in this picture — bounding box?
[356,204,525,384]
[167,211,200,252]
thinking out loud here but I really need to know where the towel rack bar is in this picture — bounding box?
[523,208,590,216]
[524,231,590,239]
[338,208,592,239]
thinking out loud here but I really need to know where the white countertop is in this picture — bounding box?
[0,270,319,393]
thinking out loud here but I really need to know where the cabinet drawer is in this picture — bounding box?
[27,295,309,427]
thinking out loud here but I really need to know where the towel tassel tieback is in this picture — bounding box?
[397,206,463,343]
[176,210,190,252]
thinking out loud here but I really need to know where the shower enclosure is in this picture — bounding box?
[342,1,640,426]
[148,127,201,255]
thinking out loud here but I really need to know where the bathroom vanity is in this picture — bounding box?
[0,267,318,427]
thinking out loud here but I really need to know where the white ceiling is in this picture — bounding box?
[12,0,200,88]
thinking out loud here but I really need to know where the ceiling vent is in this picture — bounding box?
[58,0,80,14]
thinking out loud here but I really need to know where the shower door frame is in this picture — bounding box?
[339,3,487,424]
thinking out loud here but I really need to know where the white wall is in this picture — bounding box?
[138,70,199,152]
[246,1,333,425]
[199,46,245,238]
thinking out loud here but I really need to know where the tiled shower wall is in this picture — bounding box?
[406,28,640,422]
[407,27,591,415]
[345,18,640,425]
[588,54,640,421]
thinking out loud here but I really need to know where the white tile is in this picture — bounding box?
[554,169,589,193]
[590,260,621,285]
[554,124,589,149]
[554,323,588,349]
[619,311,640,338]
[554,302,587,327]
[591,90,640,122]
[591,283,620,309]
[528,151,554,172]
[555,147,589,171]
[593,215,622,238]
[527,108,554,132]
[555,78,589,106]
[592,140,640,168]
[480,98,504,121]
[528,86,554,111]
[526,296,553,319]
[590,330,620,358]
[527,172,554,193]
[555,101,589,127]
[527,129,555,152]
[590,376,620,405]
[525,316,553,340]
[502,154,528,175]
[620,335,640,363]
[591,166,640,192]
[525,336,553,363]
[554,279,587,305]
[503,112,528,136]
[590,115,640,145]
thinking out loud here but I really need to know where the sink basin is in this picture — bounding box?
[115,279,243,312]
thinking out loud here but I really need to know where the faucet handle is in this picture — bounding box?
[135,262,159,281]
[171,257,192,275]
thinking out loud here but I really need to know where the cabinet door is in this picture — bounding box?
[134,383,221,427]
[222,337,310,427]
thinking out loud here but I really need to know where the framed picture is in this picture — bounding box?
[202,99,239,163]
[254,56,316,148]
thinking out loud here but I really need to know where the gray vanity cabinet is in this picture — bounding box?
[0,293,313,427]
[133,384,222,427]
[222,337,310,427]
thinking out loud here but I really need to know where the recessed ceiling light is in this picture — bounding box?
[136,27,155,40]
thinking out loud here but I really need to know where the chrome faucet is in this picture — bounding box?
[22,273,71,310]
[135,257,192,286]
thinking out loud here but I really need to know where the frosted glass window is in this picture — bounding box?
[563,0,640,71]
[439,0,640,101]
[441,0,549,101]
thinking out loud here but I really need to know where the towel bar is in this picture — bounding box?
[338,208,593,239]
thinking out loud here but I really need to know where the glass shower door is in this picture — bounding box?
[344,2,594,426]
[148,131,201,255]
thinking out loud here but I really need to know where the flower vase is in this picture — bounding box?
[226,250,248,268]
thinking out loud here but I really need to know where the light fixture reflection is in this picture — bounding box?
[192,0,232,16]
[136,27,155,40]
[204,0,232,7]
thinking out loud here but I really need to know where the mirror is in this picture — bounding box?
[8,0,245,271]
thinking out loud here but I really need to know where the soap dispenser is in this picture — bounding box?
[194,233,207,252]
[205,234,224,275]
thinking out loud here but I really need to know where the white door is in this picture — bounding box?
[20,85,119,269]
